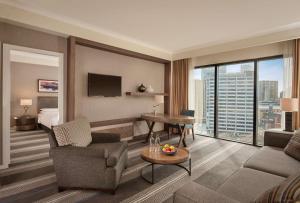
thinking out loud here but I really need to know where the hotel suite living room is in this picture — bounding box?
[0,1,300,203]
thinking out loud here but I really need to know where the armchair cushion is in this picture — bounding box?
[53,117,92,147]
[89,142,128,167]
[91,132,121,143]
[50,145,108,159]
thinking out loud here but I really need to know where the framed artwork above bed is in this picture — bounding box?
[38,79,58,93]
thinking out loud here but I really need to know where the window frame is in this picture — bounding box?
[194,55,283,146]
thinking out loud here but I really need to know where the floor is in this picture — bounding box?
[0,130,259,203]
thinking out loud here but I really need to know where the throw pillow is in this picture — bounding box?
[284,130,300,161]
[53,117,92,147]
[255,172,300,203]
[52,124,72,146]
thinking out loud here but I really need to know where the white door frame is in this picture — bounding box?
[1,44,64,169]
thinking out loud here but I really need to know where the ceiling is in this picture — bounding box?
[2,0,300,54]
[10,50,60,67]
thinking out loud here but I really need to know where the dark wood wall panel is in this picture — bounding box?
[67,37,76,121]
[67,36,171,122]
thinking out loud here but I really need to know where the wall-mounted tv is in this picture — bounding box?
[88,73,122,97]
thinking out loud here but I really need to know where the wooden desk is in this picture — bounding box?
[141,113,195,147]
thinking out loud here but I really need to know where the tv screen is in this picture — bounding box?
[88,73,121,97]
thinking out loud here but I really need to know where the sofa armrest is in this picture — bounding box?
[50,145,108,159]
[264,130,294,148]
[91,132,121,143]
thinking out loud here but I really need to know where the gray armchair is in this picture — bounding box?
[48,130,128,194]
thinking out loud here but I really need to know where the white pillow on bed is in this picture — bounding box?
[40,108,58,112]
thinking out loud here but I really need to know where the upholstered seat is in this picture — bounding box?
[48,119,128,194]
[244,146,300,177]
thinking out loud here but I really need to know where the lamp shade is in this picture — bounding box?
[280,98,299,112]
[20,99,32,106]
[154,95,164,104]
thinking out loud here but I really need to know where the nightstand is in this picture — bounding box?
[14,116,37,131]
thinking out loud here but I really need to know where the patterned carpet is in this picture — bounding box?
[84,134,258,203]
[0,130,258,203]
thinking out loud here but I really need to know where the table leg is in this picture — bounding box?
[189,158,191,176]
[140,163,154,184]
[144,121,155,143]
[178,125,187,147]
[176,158,192,176]
[152,163,154,183]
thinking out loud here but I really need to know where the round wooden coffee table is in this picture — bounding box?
[140,147,191,184]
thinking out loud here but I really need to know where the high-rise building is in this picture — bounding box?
[258,81,278,102]
[194,80,204,124]
[217,64,254,135]
[194,64,281,139]
[201,64,254,135]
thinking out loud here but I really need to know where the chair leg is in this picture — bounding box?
[58,187,65,192]
[192,127,195,140]
[168,127,171,139]
[110,189,116,195]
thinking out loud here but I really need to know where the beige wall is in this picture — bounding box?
[0,22,67,165]
[10,62,58,119]
[191,42,284,67]
[75,45,165,136]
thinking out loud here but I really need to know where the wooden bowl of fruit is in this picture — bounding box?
[161,144,177,155]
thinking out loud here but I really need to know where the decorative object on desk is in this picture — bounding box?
[280,98,299,132]
[154,133,161,152]
[153,95,164,115]
[38,79,58,93]
[161,144,177,155]
[147,85,154,93]
[149,133,155,152]
[137,83,147,92]
[20,99,32,115]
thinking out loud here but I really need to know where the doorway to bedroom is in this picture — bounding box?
[2,44,64,170]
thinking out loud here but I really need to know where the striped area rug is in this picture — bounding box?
[34,134,258,203]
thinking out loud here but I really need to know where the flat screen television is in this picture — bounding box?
[88,73,122,97]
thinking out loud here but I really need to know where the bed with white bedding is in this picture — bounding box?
[37,96,59,129]
[38,108,59,129]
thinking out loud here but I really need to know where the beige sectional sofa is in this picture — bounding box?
[174,130,300,203]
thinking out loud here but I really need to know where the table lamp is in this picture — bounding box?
[280,98,299,132]
[153,95,164,115]
[20,99,32,115]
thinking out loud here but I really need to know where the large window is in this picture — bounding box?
[194,67,215,137]
[217,62,254,144]
[257,58,284,145]
[194,56,285,146]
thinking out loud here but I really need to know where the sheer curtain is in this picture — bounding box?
[283,40,294,98]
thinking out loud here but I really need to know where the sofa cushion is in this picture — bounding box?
[255,172,300,203]
[217,168,285,203]
[174,182,238,203]
[244,146,300,177]
[89,142,127,167]
[53,117,92,147]
[284,130,300,161]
